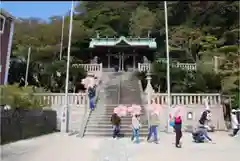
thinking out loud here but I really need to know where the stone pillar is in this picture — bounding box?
[145,72,154,129]
[133,55,136,69]
[107,55,110,68]
[121,53,124,71]
[145,72,154,95]
[118,53,121,71]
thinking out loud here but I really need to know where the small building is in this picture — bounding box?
[0,9,16,85]
[88,36,157,71]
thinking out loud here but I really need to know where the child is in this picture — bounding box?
[111,113,121,139]
[131,114,141,143]
[192,130,205,143]
[147,112,160,144]
[198,109,213,142]
[192,126,212,143]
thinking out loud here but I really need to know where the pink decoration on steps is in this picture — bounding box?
[113,105,128,117]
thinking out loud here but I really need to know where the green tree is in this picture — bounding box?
[129,6,156,36]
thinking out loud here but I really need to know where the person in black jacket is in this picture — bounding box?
[198,109,213,143]
[174,115,183,148]
[199,109,210,126]
[111,113,121,139]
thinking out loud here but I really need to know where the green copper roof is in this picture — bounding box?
[89,36,157,49]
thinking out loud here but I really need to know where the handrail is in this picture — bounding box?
[118,74,121,105]
[78,85,101,137]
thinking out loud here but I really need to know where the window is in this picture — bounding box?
[187,112,194,120]
[0,15,6,34]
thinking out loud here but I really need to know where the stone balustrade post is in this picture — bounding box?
[145,72,154,129]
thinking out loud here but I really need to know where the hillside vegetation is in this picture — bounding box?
[9,1,239,108]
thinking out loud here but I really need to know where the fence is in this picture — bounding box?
[173,62,197,71]
[33,93,87,106]
[151,93,221,105]
[138,63,151,72]
[72,63,103,78]
[138,62,197,72]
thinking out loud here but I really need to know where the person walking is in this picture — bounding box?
[111,113,121,139]
[131,114,141,144]
[147,112,160,144]
[174,110,183,148]
[88,86,96,111]
[231,109,239,137]
[199,109,211,126]
[171,105,184,148]
[198,109,214,143]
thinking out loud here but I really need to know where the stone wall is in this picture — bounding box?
[138,80,227,132]
[50,104,89,132]
[158,105,226,132]
[1,108,57,144]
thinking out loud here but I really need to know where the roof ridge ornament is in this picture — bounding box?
[96,31,100,38]
[148,30,151,38]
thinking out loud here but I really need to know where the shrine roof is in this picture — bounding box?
[89,36,157,49]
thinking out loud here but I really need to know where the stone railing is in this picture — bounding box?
[138,62,197,72]
[140,72,225,131]
[151,93,221,105]
[138,63,151,72]
[33,93,88,106]
[72,63,103,78]
[173,62,197,71]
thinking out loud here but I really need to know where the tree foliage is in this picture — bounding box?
[0,84,47,108]
[10,1,239,107]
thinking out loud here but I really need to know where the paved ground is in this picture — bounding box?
[1,132,239,161]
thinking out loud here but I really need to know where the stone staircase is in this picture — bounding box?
[83,72,149,137]
[118,72,148,136]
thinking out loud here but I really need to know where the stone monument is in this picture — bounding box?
[143,56,149,63]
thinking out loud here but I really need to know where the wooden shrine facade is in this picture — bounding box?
[88,36,157,71]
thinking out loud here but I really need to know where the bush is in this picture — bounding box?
[0,84,47,109]
[232,91,240,109]
[136,61,222,93]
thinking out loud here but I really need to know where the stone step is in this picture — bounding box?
[92,109,144,114]
[85,127,148,132]
[85,124,148,129]
[88,119,133,123]
[89,115,133,119]
[84,131,149,137]
[88,119,148,125]
[88,118,148,123]
[88,116,145,121]
[87,120,142,125]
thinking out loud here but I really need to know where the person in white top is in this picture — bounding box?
[231,109,239,137]
[131,114,141,144]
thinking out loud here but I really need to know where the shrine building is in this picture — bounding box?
[88,36,157,71]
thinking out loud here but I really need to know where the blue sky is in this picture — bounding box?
[1,1,73,20]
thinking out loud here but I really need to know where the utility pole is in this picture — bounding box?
[61,1,74,133]
[60,16,65,60]
[25,47,31,86]
[164,1,172,133]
